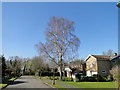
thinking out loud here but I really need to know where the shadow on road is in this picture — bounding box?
[10,81,27,85]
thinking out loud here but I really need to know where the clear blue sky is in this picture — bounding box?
[2,2,118,59]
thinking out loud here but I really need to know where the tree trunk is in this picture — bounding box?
[59,61,63,80]
[52,69,55,85]
[59,55,63,80]
[116,80,120,90]
[60,70,62,80]
[39,71,42,79]
[70,72,73,81]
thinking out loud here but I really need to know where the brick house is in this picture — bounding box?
[85,54,117,77]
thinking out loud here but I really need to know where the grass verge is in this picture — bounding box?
[0,84,7,89]
[9,77,17,81]
[0,76,18,89]
[46,82,67,90]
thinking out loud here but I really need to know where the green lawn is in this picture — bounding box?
[0,84,7,89]
[57,80,116,89]
[9,77,17,81]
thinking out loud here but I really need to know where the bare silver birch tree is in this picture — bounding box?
[35,17,80,80]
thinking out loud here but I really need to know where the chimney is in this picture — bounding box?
[114,53,117,56]
[117,2,120,8]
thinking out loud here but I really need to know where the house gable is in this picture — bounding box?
[85,54,97,61]
[86,55,98,76]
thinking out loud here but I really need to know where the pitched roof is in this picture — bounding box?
[91,55,114,60]
[85,54,116,61]
[111,55,120,60]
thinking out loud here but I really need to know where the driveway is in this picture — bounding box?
[5,76,51,89]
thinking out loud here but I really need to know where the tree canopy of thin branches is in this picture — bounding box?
[31,56,45,77]
[102,49,114,56]
[6,56,22,76]
[70,59,84,67]
[110,64,120,90]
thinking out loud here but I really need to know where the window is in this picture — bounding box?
[112,61,116,63]
[93,60,95,64]
[102,70,106,73]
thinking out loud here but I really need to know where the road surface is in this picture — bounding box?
[5,76,51,89]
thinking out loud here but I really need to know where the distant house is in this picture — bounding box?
[111,55,120,67]
[71,63,86,76]
[85,54,116,77]
[65,66,72,78]
[69,60,86,75]
[65,61,86,78]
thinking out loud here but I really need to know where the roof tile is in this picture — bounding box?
[92,55,115,60]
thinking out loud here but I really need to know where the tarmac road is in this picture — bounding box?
[5,76,51,89]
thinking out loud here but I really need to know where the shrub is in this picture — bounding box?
[49,76,59,80]
[81,76,95,81]
[81,75,108,82]
[40,72,59,76]
[92,75,109,82]
[44,76,49,79]
[93,75,106,82]
[68,77,73,81]
[23,72,35,75]
[48,76,73,81]
[73,78,79,82]
[11,72,16,77]
[2,76,9,83]
[107,75,113,81]
[35,72,39,76]
[62,77,73,81]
